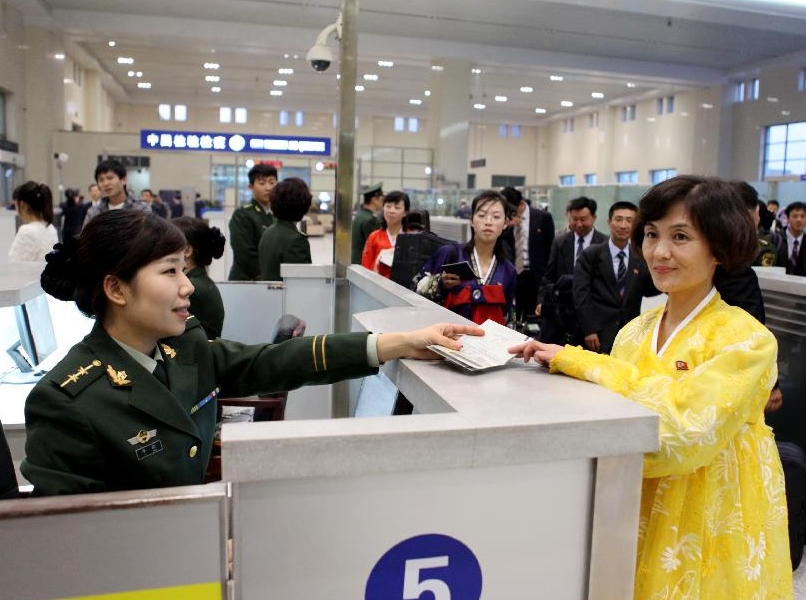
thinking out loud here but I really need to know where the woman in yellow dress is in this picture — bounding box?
[511,175,791,599]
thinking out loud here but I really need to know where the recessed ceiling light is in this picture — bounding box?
[591,92,604,99]
[520,86,533,93]
[560,100,573,107]
[278,68,294,75]
[204,62,220,70]
[473,103,486,110]
[63,78,72,84]
[550,75,563,81]
[495,95,507,102]
[535,107,547,114]
[701,103,713,109]
[471,68,481,74]
[136,71,142,77]
[127,71,135,77]
[363,74,379,81]
[378,60,394,67]
[108,41,116,47]
[782,110,791,116]
[647,117,656,122]
[409,99,422,105]
[54,53,65,60]
[117,57,134,64]
[205,75,220,82]
[137,82,151,89]
[424,90,431,97]
[283,53,290,59]
[273,80,287,87]
[431,65,444,71]
[211,86,221,93]
[767,97,779,103]
[626,82,636,88]
[270,90,283,96]
[355,85,365,91]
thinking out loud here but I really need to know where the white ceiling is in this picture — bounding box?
[9,0,806,124]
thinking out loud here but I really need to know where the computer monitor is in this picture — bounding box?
[6,294,57,378]
[354,371,400,417]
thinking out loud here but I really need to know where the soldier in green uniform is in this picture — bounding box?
[351,182,383,263]
[173,216,227,338]
[228,164,277,281]
[22,210,480,496]
[258,177,312,281]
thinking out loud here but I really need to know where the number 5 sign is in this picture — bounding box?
[365,534,482,600]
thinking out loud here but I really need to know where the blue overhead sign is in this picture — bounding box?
[140,129,331,156]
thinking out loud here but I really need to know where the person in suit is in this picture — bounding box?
[500,187,555,326]
[172,216,227,339]
[537,196,606,344]
[573,201,658,354]
[769,201,806,276]
[227,164,277,281]
[258,178,312,281]
[351,182,383,263]
[21,210,482,496]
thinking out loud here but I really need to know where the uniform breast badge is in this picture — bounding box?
[128,429,157,445]
[60,360,103,388]
[160,344,177,359]
[126,429,164,460]
[106,364,132,386]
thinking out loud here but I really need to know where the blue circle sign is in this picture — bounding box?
[365,533,482,600]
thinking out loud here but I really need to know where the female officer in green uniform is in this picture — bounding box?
[22,210,480,496]
[172,216,226,338]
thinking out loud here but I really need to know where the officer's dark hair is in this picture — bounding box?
[248,164,278,185]
[41,210,186,320]
[14,181,54,224]
[568,196,597,216]
[633,175,757,274]
[785,201,806,217]
[608,201,637,220]
[464,190,509,263]
[269,177,312,221]
[379,191,410,230]
[172,216,226,268]
[94,159,127,182]
[758,200,774,231]
[768,199,780,209]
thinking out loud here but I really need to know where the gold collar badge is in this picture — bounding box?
[127,429,157,445]
[161,344,177,359]
[106,364,132,386]
[60,360,102,388]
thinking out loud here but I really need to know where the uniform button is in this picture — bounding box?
[189,445,198,458]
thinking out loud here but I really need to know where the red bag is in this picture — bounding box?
[443,284,507,325]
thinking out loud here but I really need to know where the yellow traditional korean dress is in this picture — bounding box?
[551,289,792,599]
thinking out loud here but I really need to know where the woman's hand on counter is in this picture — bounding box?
[508,339,563,367]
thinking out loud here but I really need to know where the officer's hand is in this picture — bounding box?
[534,304,542,317]
[377,323,484,362]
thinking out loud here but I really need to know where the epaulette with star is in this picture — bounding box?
[50,357,105,397]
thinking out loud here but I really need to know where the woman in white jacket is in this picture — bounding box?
[8,181,58,262]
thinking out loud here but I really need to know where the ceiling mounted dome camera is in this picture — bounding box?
[307,12,342,72]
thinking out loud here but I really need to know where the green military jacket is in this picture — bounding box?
[228,198,274,281]
[186,266,225,339]
[258,219,312,281]
[21,318,377,496]
[755,237,778,267]
[351,207,381,264]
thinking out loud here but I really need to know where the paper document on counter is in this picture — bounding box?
[428,319,530,371]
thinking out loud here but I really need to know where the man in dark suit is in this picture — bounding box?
[537,196,607,344]
[573,201,657,354]
[769,201,806,276]
[500,187,555,326]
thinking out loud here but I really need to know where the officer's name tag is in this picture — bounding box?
[135,439,164,461]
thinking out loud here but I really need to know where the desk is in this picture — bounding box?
[0,261,45,307]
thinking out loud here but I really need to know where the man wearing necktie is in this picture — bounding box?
[573,201,659,354]
[771,202,806,276]
[537,196,606,344]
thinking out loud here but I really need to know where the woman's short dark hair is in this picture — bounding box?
[41,210,186,320]
[15,181,54,224]
[269,178,312,221]
[172,216,226,268]
[633,175,757,273]
[465,190,509,262]
[379,191,411,229]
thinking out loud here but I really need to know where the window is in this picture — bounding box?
[219,107,232,123]
[158,104,171,121]
[588,112,598,128]
[585,173,597,185]
[616,171,638,184]
[650,168,677,184]
[234,107,247,124]
[159,104,187,121]
[656,98,664,116]
[666,95,675,113]
[393,116,405,132]
[735,81,746,103]
[499,124,508,138]
[279,110,290,126]
[800,69,806,92]
[407,117,418,133]
[174,104,187,121]
[0,91,6,139]
[748,78,759,101]
[559,175,576,186]
[510,124,521,138]
[620,104,636,122]
[562,118,575,133]
[763,121,806,178]
[295,111,305,127]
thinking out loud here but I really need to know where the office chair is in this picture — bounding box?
[0,418,20,500]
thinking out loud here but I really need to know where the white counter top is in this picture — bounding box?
[754,267,806,295]
[0,261,45,307]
